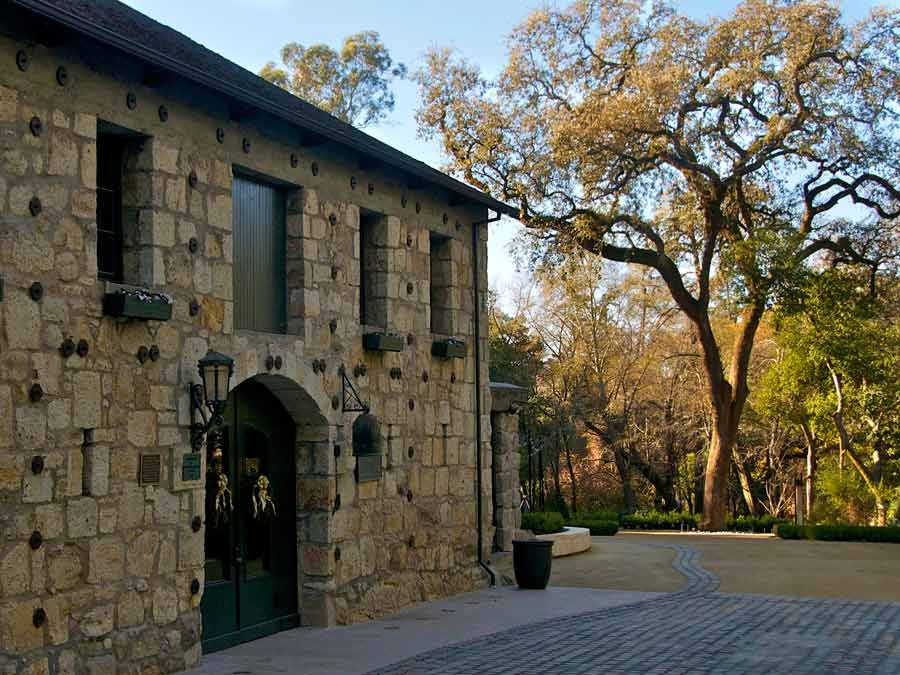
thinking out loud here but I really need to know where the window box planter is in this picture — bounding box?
[431,338,466,359]
[363,332,404,352]
[512,539,554,589]
[103,288,173,321]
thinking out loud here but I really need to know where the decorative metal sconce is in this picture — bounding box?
[189,350,235,452]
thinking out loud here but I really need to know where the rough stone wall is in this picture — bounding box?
[489,385,524,553]
[0,30,493,675]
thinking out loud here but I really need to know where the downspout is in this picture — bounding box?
[472,210,502,585]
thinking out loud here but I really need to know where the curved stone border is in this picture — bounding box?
[536,526,591,557]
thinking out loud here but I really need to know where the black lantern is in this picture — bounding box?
[190,350,234,451]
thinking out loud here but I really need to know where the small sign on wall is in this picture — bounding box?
[182,453,202,481]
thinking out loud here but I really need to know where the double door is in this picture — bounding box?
[201,380,298,653]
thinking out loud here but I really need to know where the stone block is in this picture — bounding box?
[22,469,53,503]
[73,371,102,429]
[0,386,10,448]
[67,498,98,538]
[49,131,78,176]
[0,543,30,597]
[80,604,114,637]
[87,538,124,583]
[0,85,17,122]
[35,504,63,539]
[73,113,96,138]
[83,445,109,496]
[5,289,41,350]
[0,600,44,654]
[127,411,157,447]
[152,586,178,625]
[127,531,159,578]
[48,545,82,591]
[66,447,84,497]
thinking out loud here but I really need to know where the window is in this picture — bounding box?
[429,233,455,335]
[359,210,388,328]
[96,133,125,282]
[233,175,286,333]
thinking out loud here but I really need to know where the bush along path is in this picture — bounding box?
[367,542,900,675]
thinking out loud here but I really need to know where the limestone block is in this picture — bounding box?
[213,160,232,189]
[35,504,63,539]
[80,604,114,637]
[43,594,69,645]
[0,386,11,448]
[0,600,44,654]
[152,586,178,625]
[117,590,144,628]
[193,257,211,294]
[83,444,109,496]
[69,498,101,540]
[5,289,41,350]
[207,194,232,231]
[87,538,124,583]
[0,85,17,122]
[118,487,145,531]
[0,543,30,597]
[65,448,83,497]
[166,177,187,212]
[127,531,159,578]
[13,230,55,274]
[22,468,52,503]
[81,140,96,188]
[127,411,157,447]
[73,113,96,139]
[152,141,179,174]
[177,527,203,570]
[48,546,82,591]
[85,655,116,675]
[48,131,78,176]
[71,189,96,219]
[303,188,318,215]
[73,371,102,428]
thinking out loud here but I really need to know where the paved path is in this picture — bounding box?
[369,544,900,675]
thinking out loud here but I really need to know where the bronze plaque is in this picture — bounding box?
[243,458,259,477]
[182,453,202,481]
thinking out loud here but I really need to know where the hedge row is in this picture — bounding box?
[774,523,900,543]
[521,511,565,535]
[617,511,788,533]
[566,518,619,536]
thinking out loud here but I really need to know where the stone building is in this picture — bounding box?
[0,1,520,672]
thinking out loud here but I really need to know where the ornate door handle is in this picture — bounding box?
[251,474,277,519]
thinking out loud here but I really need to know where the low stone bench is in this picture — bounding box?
[536,526,591,557]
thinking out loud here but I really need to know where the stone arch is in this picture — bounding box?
[237,373,336,627]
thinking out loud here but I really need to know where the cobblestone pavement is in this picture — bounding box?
[369,544,900,675]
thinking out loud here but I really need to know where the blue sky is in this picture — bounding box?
[122,0,895,301]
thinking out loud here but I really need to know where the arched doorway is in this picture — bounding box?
[201,378,299,653]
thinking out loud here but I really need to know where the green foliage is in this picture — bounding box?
[775,524,900,543]
[726,515,789,534]
[566,518,619,535]
[260,31,406,127]
[488,293,543,389]
[521,511,565,535]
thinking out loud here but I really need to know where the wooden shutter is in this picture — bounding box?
[233,176,286,333]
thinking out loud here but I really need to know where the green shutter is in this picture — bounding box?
[233,176,286,333]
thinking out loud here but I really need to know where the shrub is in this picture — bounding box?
[522,511,565,535]
[727,514,790,533]
[774,523,900,542]
[567,518,619,536]
[621,511,699,530]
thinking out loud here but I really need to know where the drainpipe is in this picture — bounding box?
[471,210,501,585]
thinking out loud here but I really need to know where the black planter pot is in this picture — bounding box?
[512,539,554,589]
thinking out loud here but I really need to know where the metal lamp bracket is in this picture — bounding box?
[341,371,369,414]
[189,383,225,451]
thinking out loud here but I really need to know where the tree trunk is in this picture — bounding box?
[800,421,816,520]
[732,446,758,516]
[612,444,636,512]
[700,411,738,530]
[564,442,578,515]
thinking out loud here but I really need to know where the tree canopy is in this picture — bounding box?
[261,31,406,128]
[417,0,900,529]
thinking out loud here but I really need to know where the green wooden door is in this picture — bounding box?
[201,380,298,653]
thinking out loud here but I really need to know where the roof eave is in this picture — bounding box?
[11,0,519,219]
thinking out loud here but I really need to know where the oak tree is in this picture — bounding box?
[261,31,406,128]
[416,0,900,529]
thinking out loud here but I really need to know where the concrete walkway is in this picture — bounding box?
[193,536,900,674]
[191,586,659,675]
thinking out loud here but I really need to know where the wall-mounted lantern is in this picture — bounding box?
[190,350,234,451]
